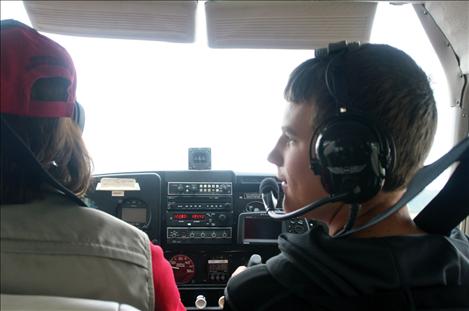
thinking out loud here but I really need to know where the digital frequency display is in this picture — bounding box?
[174,213,206,220]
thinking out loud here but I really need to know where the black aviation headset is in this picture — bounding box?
[309,41,395,204]
[73,101,86,133]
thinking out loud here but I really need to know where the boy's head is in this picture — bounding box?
[269,43,437,220]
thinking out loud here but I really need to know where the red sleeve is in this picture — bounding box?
[150,242,186,311]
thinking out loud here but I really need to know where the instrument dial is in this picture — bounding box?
[170,254,195,284]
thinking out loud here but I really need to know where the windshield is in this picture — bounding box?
[1,1,456,214]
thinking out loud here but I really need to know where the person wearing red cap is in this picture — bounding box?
[0,19,185,311]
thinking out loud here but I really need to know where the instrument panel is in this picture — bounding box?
[85,170,308,310]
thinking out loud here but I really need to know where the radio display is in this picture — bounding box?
[174,213,189,220]
[174,213,206,220]
[191,214,205,220]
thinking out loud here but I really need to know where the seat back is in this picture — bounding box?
[0,294,142,311]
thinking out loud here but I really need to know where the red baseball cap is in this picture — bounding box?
[1,19,76,118]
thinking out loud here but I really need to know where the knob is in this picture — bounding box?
[247,254,262,267]
[195,295,207,309]
[218,214,227,222]
[177,185,184,192]
[218,296,225,309]
[294,225,305,233]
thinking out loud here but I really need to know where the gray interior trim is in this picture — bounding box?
[413,3,467,109]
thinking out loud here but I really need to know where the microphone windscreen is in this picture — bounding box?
[259,178,279,198]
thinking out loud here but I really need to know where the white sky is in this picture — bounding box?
[1,1,456,200]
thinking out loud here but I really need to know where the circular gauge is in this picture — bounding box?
[169,254,196,284]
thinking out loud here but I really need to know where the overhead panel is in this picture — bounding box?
[24,1,197,43]
[205,1,377,49]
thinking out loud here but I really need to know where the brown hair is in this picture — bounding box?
[1,117,92,204]
[284,44,437,191]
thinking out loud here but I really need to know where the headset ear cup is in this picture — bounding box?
[72,101,85,132]
[309,40,396,203]
[309,116,389,203]
[383,131,395,177]
[309,127,322,175]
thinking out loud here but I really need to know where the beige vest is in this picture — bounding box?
[1,192,154,311]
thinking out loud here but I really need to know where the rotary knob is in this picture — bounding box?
[218,213,227,222]
[195,295,207,309]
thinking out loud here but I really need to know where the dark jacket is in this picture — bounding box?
[224,223,469,310]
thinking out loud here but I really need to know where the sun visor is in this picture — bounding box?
[24,1,197,43]
[205,1,377,49]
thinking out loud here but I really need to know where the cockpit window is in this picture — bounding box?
[1,1,455,216]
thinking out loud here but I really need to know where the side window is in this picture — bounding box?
[370,2,456,217]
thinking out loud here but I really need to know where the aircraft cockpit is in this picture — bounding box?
[1,1,468,310]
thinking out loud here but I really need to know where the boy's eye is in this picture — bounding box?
[284,134,295,145]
